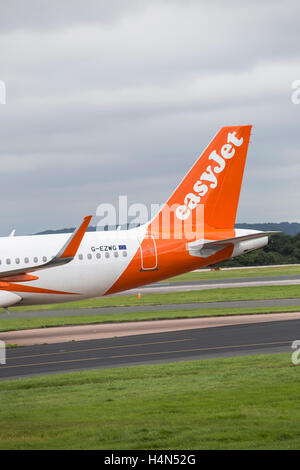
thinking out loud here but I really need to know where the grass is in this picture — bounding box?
[3,284,300,315]
[166,264,300,282]
[0,305,300,332]
[0,353,299,449]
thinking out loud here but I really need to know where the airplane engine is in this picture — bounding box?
[0,291,22,308]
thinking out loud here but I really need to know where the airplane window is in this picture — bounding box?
[96,253,101,259]
[15,258,20,264]
[105,252,110,258]
[114,252,119,258]
[34,257,38,263]
[87,253,92,260]
[6,259,11,265]
[24,257,29,263]
[42,256,47,262]
[78,254,83,260]
[123,251,128,257]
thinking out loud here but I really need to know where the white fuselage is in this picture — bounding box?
[0,225,147,305]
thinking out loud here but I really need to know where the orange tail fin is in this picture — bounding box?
[152,125,252,235]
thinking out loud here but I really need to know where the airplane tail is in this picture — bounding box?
[150,125,252,237]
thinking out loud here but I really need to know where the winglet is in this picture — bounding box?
[57,215,92,259]
[0,215,93,280]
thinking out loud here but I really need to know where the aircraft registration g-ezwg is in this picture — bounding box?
[0,125,276,309]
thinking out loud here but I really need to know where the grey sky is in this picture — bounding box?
[0,0,300,235]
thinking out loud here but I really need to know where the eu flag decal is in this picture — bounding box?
[118,245,127,250]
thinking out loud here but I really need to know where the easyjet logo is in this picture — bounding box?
[175,131,244,220]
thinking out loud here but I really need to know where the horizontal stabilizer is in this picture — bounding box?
[188,231,279,258]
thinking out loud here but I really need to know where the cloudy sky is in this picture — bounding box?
[0,0,300,235]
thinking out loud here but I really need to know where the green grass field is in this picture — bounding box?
[0,353,299,449]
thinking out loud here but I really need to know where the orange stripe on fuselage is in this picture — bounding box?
[0,282,79,295]
[105,230,235,295]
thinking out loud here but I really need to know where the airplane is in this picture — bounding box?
[0,125,276,309]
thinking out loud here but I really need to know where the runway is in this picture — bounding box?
[0,318,298,380]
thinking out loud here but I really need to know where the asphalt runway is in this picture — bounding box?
[0,319,298,380]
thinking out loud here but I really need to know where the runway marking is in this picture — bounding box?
[110,340,292,359]
[0,339,292,371]
[4,338,191,361]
